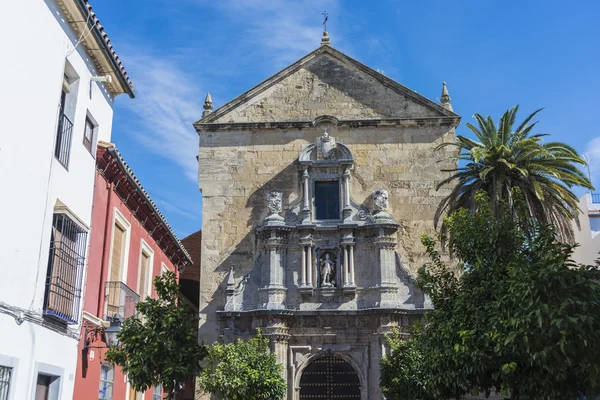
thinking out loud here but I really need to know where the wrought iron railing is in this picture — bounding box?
[0,365,11,400]
[592,193,600,204]
[105,281,139,319]
[43,213,87,324]
[54,112,73,168]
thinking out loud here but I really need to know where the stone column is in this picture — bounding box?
[342,168,352,221]
[343,246,349,286]
[306,245,313,287]
[343,168,350,208]
[341,228,357,294]
[302,169,311,223]
[348,245,355,285]
[258,227,290,309]
[372,226,399,308]
[264,319,290,381]
[300,246,306,286]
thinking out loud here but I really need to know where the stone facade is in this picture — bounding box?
[195,40,460,399]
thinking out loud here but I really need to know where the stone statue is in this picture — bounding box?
[320,253,334,287]
[267,190,283,214]
[372,189,394,223]
[373,189,389,212]
[318,129,337,160]
[264,190,285,226]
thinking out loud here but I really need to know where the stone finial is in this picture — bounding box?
[226,267,235,296]
[440,82,452,111]
[202,92,213,117]
[321,31,331,46]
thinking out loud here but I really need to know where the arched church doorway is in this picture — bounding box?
[299,354,361,399]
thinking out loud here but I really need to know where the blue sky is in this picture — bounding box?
[91,0,600,238]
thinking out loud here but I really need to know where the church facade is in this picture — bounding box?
[195,33,461,399]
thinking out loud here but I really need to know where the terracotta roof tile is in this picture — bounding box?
[83,0,134,93]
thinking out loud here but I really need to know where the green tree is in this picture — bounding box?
[418,194,600,399]
[105,271,206,400]
[197,329,286,400]
[380,330,431,400]
[435,105,593,241]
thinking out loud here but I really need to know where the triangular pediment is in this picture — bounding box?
[196,45,458,126]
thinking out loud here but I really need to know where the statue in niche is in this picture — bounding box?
[373,189,389,212]
[320,253,336,287]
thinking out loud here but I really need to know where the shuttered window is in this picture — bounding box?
[139,252,151,300]
[110,225,125,282]
[107,224,126,318]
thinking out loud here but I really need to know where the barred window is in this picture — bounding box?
[98,364,114,400]
[0,366,11,400]
[43,213,88,324]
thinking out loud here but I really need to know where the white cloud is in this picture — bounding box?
[153,195,200,221]
[119,53,203,182]
[209,0,342,67]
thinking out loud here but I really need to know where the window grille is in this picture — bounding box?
[55,110,74,168]
[315,181,340,220]
[98,363,114,400]
[592,193,600,204]
[43,213,87,324]
[0,366,11,400]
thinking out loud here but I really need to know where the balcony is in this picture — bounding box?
[592,194,600,204]
[105,281,139,320]
[54,111,73,168]
[43,213,87,324]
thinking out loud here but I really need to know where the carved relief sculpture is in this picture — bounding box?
[264,190,285,226]
[372,189,394,222]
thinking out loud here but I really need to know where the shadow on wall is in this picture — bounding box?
[198,162,298,340]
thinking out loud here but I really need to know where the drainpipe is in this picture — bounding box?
[97,178,115,318]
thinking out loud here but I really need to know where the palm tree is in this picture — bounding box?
[435,105,593,241]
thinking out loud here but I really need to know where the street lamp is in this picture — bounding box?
[104,314,124,347]
[82,313,123,350]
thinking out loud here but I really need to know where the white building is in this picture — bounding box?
[0,1,133,399]
[573,193,600,266]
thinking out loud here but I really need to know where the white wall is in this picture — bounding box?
[573,194,600,265]
[0,0,121,398]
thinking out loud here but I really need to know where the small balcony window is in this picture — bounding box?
[315,181,340,220]
[43,213,88,324]
[83,116,97,155]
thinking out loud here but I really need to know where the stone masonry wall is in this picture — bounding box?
[198,124,456,343]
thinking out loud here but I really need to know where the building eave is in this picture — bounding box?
[96,143,192,268]
[195,116,461,133]
[57,0,135,98]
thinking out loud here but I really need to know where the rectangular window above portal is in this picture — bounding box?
[315,181,340,220]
